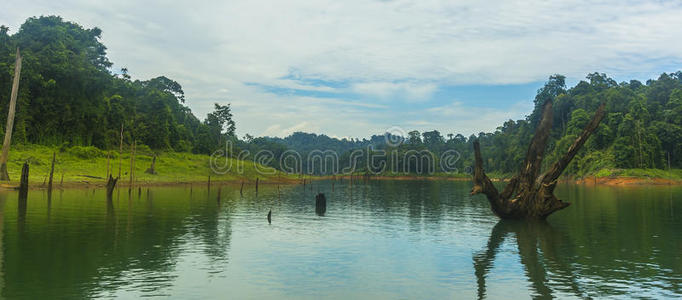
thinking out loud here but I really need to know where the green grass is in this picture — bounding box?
[3,144,295,186]
[4,144,681,186]
[593,168,682,180]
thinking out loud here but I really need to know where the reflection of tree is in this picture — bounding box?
[473,220,585,300]
[1,187,234,298]
[189,187,234,266]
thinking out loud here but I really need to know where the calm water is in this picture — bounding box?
[1,180,681,299]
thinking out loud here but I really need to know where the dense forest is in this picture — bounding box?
[268,72,682,176]
[1,16,681,177]
[0,16,236,154]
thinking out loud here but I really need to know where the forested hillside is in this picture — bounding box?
[1,16,681,178]
[262,73,682,177]
[0,16,235,154]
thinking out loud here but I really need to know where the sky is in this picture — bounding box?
[2,0,682,139]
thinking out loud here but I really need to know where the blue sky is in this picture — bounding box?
[3,0,682,139]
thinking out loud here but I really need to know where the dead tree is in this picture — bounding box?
[315,193,326,216]
[18,162,29,200]
[106,175,118,201]
[0,48,22,181]
[47,152,56,199]
[145,154,157,175]
[471,101,606,219]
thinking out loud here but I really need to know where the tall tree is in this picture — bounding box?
[0,48,22,180]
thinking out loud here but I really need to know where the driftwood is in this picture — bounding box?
[0,48,22,181]
[471,100,606,219]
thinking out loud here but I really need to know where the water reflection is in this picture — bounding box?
[0,181,680,298]
[0,186,236,299]
[474,220,585,299]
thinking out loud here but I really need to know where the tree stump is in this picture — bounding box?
[315,193,326,216]
[106,175,118,201]
[471,100,606,219]
[145,155,157,175]
[18,162,29,200]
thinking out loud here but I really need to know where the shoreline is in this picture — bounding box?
[314,174,682,186]
[0,176,301,191]
[2,174,679,191]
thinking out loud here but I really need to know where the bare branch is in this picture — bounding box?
[520,100,553,183]
[542,102,607,185]
[471,140,499,199]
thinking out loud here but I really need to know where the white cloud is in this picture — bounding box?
[2,0,682,137]
[424,101,534,135]
[262,122,314,137]
[351,81,437,101]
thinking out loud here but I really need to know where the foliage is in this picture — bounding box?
[2,16,681,179]
[0,16,235,154]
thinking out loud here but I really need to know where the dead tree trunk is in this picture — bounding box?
[118,124,123,179]
[0,49,22,181]
[471,101,606,219]
[315,193,326,216]
[145,154,157,175]
[106,175,118,201]
[18,162,29,200]
[129,141,136,187]
[47,152,56,198]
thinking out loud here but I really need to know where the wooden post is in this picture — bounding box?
[18,162,29,200]
[0,48,22,181]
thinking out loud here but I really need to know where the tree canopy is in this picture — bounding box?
[0,16,235,153]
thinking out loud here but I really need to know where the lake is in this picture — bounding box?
[1,180,681,299]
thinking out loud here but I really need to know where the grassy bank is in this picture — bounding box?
[2,144,295,187]
[2,144,680,188]
[593,168,682,180]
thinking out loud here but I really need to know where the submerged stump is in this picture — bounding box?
[106,175,118,201]
[315,193,326,216]
[18,162,29,200]
[471,100,606,219]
